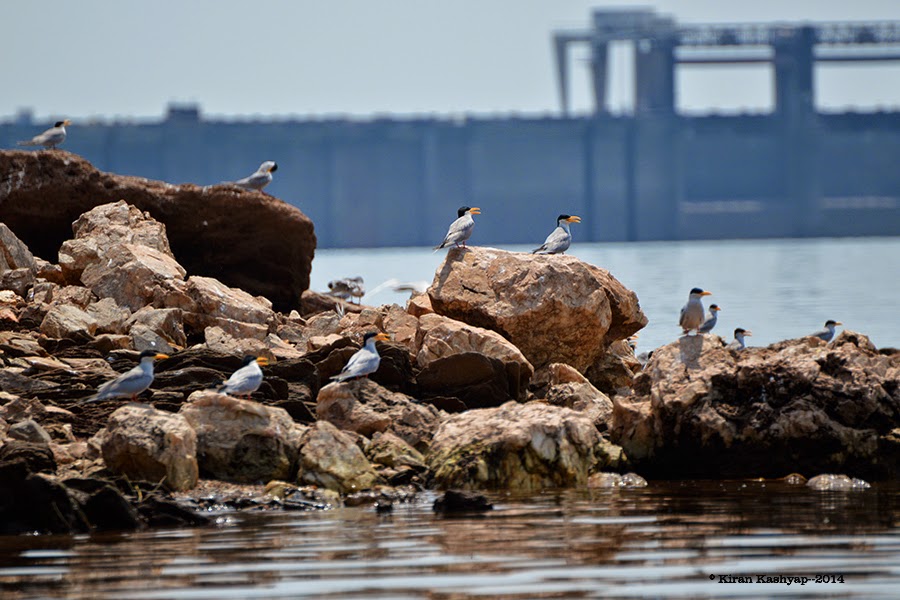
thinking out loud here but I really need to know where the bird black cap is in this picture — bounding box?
[689,287,705,295]
[557,214,572,222]
[241,355,257,365]
[457,206,472,218]
[54,121,66,127]
[138,349,158,358]
[734,328,747,335]
[825,319,838,326]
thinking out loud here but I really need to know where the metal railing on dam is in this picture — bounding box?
[2,108,899,248]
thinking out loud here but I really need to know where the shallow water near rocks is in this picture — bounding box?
[2,481,899,599]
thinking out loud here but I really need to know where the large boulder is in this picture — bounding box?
[0,151,315,311]
[317,379,443,451]
[98,404,199,491]
[428,247,646,372]
[0,223,36,296]
[612,331,900,479]
[179,391,305,483]
[427,401,619,491]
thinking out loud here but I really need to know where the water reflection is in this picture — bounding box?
[2,481,899,598]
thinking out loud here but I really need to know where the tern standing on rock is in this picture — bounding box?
[331,332,390,382]
[217,356,269,398]
[231,161,278,191]
[810,320,842,342]
[79,350,169,404]
[727,328,752,351]
[532,214,581,254]
[434,206,480,251]
[697,304,721,334]
[17,120,70,149]
[679,287,712,335]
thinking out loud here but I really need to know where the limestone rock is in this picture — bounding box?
[416,353,518,410]
[317,379,442,451]
[86,297,132,334]
[366,431,427,469]
[584,339,642,395]
[8,418,52,445]
[181,275,275,336]
[81,243,187,312]
[0,223,36,296]
[612,331,900,479]
[127,306,186,348]
[1,153,314,310]
[416,313,533,399]
[39,304,98,339]
[428,247,646,372]
[179,391,304,483]
[427,401,609,491]
[99,404,199,491]
[296,420,381,493]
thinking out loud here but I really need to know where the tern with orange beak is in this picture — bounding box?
[79,350,169,404]
[697,304,722,334]
[679,287,712,334]
[17,119,70,149]
[331,332,390,382]
[532,214,582,254]
[218,356,269,398]
[727,328,752,351]
[231,161,278,191]
[810,320,842,342]
[435,206,480,250]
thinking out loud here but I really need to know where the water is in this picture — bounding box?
[311,237,900,351]
[2,482,900,599]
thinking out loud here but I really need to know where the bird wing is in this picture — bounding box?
[698,314,716,333]
[533,227,570,254]
[333,348,379,380]
[233,171,269,190]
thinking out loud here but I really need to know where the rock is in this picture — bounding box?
[129,324,177,354]
[0,223,36,296]
[416,313,533,399]
[79,484,143,531]
[432,490,493,513]
[427,401,610,491]
[99,404,199,491]
[81,243,187,312]
[86,297,132,334]
[127,306,186,348]
[806,474,871,491]
[382,304,419,354]
[0,440,57,474]
[33,257,65,285]
[587,472,648,488]
[296,420,381,493]
[0,460,88,535]
[366,431,427,469]
[203,326,271,357]
[8,418,52,444]
[299,290,363,318]
[181,275,275,337]
[416,353,516,410]
[407,293,433,318]
[612,331,900,479]
[428,247,647,372]
[179,391,305,483]
[584,339,642,395]
[50,285,95,309]
[0,268,34,297]
[540,363,615,433]
[40,303,98,339]
[317,379,442,451]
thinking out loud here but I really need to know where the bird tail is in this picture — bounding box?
[17,140,36,146]
[76,394,102,406]
[432,243,445,252]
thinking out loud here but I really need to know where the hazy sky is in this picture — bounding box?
[2,0,899,120]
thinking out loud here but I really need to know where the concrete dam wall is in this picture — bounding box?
[2,109,899,248]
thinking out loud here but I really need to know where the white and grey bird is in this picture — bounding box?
[434,206,481,251]
[726,328,752,351]
[17,120,70,149]
[327,276,365,304]
[810,319,842,342]
[697,304,722,334]
[217,356,269,398]
[679,287,712,334]
[532,214,582,254]
[331,332,390,382]
[79,350,169,404]
[231,161,278,191]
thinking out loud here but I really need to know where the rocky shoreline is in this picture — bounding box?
[1,150,898,536]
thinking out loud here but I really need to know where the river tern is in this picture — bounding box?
[726,328,752,351]
[327,276,365,304]
[697,304,721,334]
[17,120,70,149]
[679,287,712,334]
[810,320,842,342]
[532,214,581,254]
[79,350,169,404]
[231,161,278,191]
[331,332,390,382]
[434,206,480,251]
[217,356,269,398]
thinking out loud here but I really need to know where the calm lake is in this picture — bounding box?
[2,482,899,599]
[311,237,900,351]
[2,237,899,598]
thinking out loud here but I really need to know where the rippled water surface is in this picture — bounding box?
[311,237,900,351]
[2,482,900,599]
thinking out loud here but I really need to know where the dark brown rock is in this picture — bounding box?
[0,150,315,311]
[416,352,513,410]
